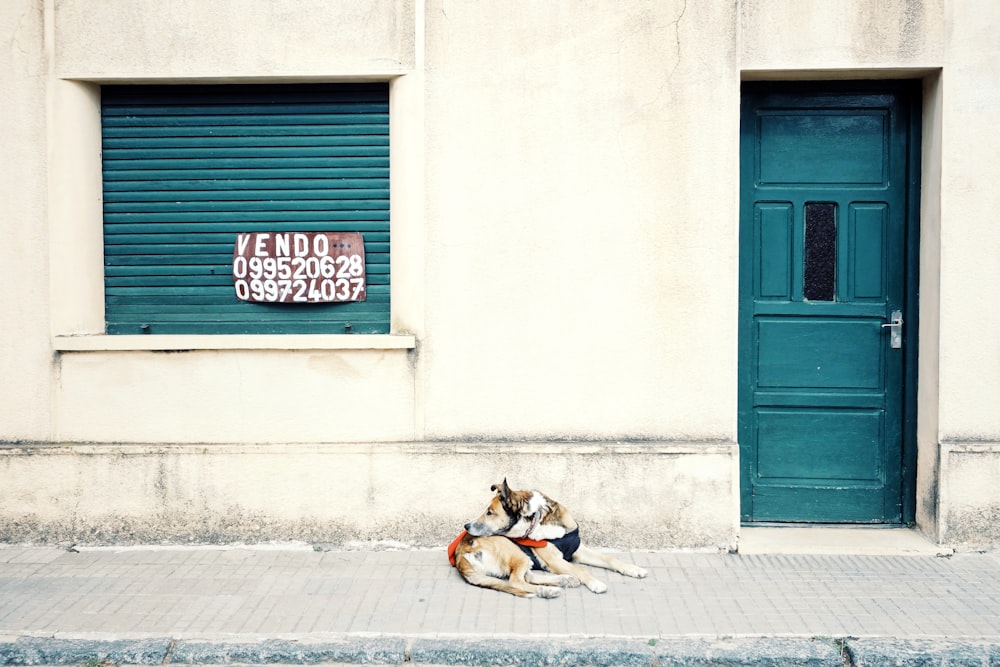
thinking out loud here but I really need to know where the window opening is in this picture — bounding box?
[803,202,837,301]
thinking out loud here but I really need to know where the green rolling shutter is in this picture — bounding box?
[101,84,390,335]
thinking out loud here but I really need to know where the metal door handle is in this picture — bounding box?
[882,310,903,348]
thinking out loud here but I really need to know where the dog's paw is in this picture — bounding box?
[585,579,608,594]
[558,575,581,588]
[623,565,648,579]
[535,585,562,599]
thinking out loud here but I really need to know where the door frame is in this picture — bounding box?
[737,79,922,525]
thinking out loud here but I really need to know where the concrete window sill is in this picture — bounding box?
[52,334,417,352]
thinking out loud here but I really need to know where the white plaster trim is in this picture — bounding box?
[56,72,410,84]
[52,334,416,351]
[939,441,1000,452]
[0,441,737,456]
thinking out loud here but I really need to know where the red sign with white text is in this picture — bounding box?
[232,232,366,304]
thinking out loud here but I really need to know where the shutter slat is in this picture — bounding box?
[105,223,388,235]
[103,259,390,276]
[104,103,388,116]
[107,302,389,315]
[104,180,389,193]
[106,285,390,302]
[105,205,390,215]
[105,176,389,187]
[103,146,388,160]
[103,201,389,215]
[105,322,388,335]
[103,83,390,335]
[103,161,388,173]
[102,84,385,105]
[103,125,387,139]
[105,237,390,251]
[104,137,388,150]
[105,267,389,283]
[104,257,386,272]
[102,113,389,127]
[103,136,388,150]
[104,211,388,226]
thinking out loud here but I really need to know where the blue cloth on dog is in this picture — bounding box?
[447,529,581,570]
[515,528,580,570]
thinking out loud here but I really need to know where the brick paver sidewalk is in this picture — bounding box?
[1,545,999,665]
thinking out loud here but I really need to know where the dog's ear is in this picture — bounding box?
[490,478,512,501]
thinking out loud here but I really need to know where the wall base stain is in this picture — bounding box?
[0,441,738,550]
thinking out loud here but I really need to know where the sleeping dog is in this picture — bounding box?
[448,479,648,598]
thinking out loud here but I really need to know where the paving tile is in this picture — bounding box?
[1,546,1000,658]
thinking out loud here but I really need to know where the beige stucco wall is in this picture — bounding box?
[54,350,416,443]
[51,0,415,80]
[0,441,736,549]
[740,0,945,71]
[0,1,52,441]
[936,0,1000,443]
[420,1,739,440]
[934,0,1000,546]
[2,0,999,547]
[940,443,1000,548]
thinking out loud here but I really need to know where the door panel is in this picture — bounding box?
[756,409,883,480]
[850,204,888,299]
[757,111,888,185]
[739,83,916,524]
[757,318,883,390]
[755,204,793,298]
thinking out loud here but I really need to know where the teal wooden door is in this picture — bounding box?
[739,83,918,523]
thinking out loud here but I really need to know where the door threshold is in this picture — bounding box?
[738,525,953,556]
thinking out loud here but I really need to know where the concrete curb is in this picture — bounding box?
[409,637,660,667]
[0,638,173,666]
[655,638,845,666]
[409,637,845,666]
[1,636,999,666]
[847,638,1000,666]
[170,639,407,665]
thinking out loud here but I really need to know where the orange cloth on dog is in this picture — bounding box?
[447,530,547,567]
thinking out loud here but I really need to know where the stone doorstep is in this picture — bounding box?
[737,526,953,557]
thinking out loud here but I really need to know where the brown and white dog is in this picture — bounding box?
[448,479,647,598]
